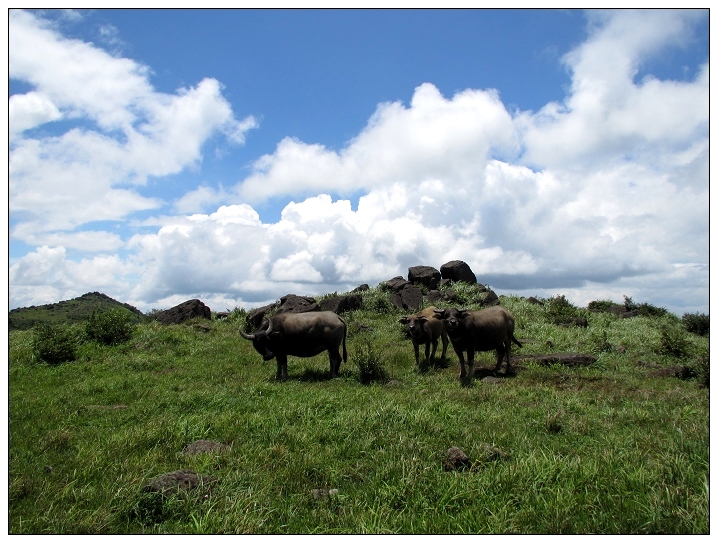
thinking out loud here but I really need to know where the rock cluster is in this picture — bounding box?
[154,260,492,326]
[379,260,496,311]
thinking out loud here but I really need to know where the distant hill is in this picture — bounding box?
[8,292,145,331]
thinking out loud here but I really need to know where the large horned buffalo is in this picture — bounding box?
[433,306,522,382]
[240,311,347,380]
[398,306,449,370]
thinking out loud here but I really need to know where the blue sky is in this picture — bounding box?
[8,8,710,315]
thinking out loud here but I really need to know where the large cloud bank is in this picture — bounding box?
[8,9,709,315]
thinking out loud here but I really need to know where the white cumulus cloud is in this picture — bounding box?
[9,9,257,243]
[8,9,708,316]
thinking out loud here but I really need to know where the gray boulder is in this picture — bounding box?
[440,260,477,284]
[351,284,370,292]
[408,266,441,290]
[275,294,320,314]
[389,285,424,312]
[381,276,411,293]
[247,303,276,329]
[400,285,424,312]
[319,294,363,314]
[481,290,500,307]
[155,299,211,325]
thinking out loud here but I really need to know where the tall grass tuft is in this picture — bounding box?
[353,340,389,384]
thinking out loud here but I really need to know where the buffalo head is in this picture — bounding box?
[398,314,429,338]
[240,319,276,361]
[433,307,469,333]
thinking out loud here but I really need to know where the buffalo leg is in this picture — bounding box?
[494,346,506,373]
[504,339,512,373]
[428,339,438,365]
[466,348,475,381]
[328,348,341,378]
[276,355,289,380]
[439,334,448,361]
[413,341,421,367]
[456,350,467,379]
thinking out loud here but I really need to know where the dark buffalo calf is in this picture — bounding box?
[433,306,522,382]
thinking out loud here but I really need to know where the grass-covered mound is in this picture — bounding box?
[9,291,144,331]
[9,287,709,534]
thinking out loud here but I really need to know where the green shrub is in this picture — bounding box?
[587,300,617,313]
[85,308,136,346]
[624,296,668,317]
[32,323,78,364]
[353,340,388,384]
[694,350,709,388]
[361,287,396,315]
[682,312,709,336]
[658,326,690,358]
[438,281,491,307]
[222,307,248,325]
[545,295,581,325]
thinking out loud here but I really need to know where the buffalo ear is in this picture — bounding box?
[433,309,446,319]
[268,331,281,339]
[398,317,409,324]
[417,316,428,322]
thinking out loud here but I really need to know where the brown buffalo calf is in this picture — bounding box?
[399,306,449,370]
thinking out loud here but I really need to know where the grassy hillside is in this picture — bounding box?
[8,287,709,534]
[8,292,145,331]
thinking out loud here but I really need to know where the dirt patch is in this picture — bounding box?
[144,469,217,495]
[182,440,230,455]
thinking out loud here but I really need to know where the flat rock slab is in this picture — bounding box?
[514,353,598,368]
[648,365,697,380]
[144,469,217,495]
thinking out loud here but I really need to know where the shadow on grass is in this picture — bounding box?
[295,368,336,382]
[456,365,519,387]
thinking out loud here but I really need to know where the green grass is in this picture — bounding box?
[9,293,709,534]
